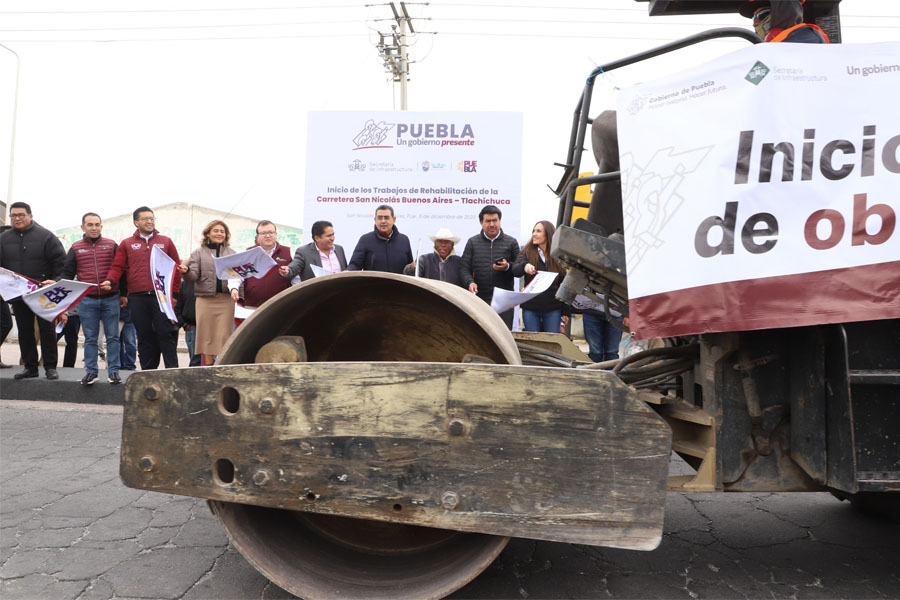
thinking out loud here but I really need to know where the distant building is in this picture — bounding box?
[54,202,302,258]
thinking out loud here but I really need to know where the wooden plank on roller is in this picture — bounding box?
[120,362,671,550]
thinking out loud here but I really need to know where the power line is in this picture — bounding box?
[0,5,366,15]
[0,20,367,33]
[0,33,370,43]
[2,22,894,43]
[2,18,896,36]
[427,17,898,29]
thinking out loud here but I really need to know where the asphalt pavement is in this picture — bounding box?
[2,400,898,600]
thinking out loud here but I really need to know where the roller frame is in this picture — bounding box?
[120,361,672,551]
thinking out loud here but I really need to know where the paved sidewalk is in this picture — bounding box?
[0,335,192,405]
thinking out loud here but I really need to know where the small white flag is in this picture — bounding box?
[0,267,41,301]
[213,246,276,280]
[150,246,178,322]
[22,279,94,322]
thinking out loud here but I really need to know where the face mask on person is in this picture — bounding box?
[753,7,772,38]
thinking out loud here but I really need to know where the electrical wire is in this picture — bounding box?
[0,5,366,15]
[0,33,370,42]
[0,20,368,33]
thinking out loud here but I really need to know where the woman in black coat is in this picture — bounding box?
[512,220,568,332]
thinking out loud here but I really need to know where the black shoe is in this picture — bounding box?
[81,372,98,385]
[108,372,122,384]
[13,369,39,380]
[45,368,59,380]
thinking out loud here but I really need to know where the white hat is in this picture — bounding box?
[429,228,459,243]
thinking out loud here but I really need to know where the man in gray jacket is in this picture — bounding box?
[280,220,347,282]
[459,205,520,328]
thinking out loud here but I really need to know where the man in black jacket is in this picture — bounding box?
[347,205,414,274]
[0,202,67,380]
[459,205,520,328]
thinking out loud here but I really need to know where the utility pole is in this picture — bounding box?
[0,44,19,223]
[374,2,416,110]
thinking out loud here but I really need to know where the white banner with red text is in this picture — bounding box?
[615,41,900,338]
[303,111,523,258]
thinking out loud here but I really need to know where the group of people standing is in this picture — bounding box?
[0,200,622,382]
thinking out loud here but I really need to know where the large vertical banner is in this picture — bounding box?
[303,111,523,258]
[616,42,900,338]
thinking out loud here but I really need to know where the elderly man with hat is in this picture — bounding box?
[403,227,463,286]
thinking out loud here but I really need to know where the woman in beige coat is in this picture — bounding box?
[177,220,239,366]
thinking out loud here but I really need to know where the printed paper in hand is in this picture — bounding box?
[310,264,332,278]
[490,271,558,314]
[234,303,256,320]
[213,246,277,280]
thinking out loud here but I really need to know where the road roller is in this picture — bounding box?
[120,272,672,599]
[119,2,899,597]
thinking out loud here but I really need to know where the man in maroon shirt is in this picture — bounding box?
[239,220,292,310]
[100,206,181,369]
[59,212,123,385]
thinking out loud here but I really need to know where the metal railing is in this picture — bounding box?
[556,27,762,227]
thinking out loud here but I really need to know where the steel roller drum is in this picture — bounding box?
[212,272,517,599]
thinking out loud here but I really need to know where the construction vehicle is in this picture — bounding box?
[119,1,898,598]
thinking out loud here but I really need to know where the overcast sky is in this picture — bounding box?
[0,0,897,240]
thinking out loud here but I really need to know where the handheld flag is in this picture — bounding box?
[150,245,178,322]
[0,267,41,301]
[22,279,94,322]
[213,246,276,280]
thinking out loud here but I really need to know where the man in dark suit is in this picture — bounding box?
[279,220,348,282]
[347,205,414,274]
